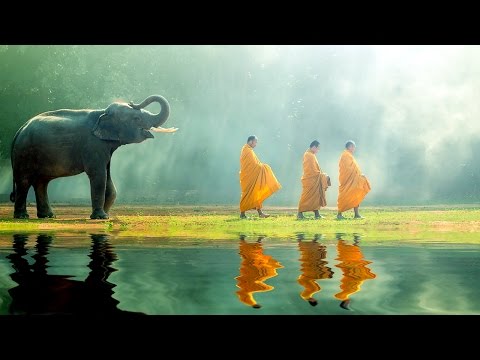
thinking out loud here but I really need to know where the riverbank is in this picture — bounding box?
[1,204,480,243]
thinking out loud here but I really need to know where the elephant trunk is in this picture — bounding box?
[129,95,170,128]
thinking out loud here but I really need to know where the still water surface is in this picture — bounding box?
[0,233,479,315]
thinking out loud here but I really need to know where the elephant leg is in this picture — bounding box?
[104,163,117,214]
[14,178,31,219]
[33,179,55,218]
[88,169,109,219]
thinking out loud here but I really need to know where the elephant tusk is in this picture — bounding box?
[150,126,179,133]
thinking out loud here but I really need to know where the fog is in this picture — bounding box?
[1,45,479,206]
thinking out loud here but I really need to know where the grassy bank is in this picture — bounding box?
[1,204,480,243]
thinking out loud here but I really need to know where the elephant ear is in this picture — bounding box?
[92,112,120,141]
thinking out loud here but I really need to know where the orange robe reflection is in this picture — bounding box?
[334,240,376,301]
[239,144,282,212]
[297,241,333,301]
[337,150,371,212]
[235,240,284,307]
[298,150,329,212]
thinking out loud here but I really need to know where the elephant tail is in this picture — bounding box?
[10,134,17,202]
[10,181,15,202]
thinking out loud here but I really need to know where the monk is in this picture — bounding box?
[239,135,282,219]
[334,234,376,310]
[297,234,333,306]
[337,140,371,220]
[297,140,330,220]
[235,236,284,309]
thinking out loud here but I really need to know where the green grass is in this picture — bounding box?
[0,220,40,231]
[116,209,480,242]
[1,206,480,243]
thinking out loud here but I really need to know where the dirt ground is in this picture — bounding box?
[0,203,245,219]
[1,202,479,219]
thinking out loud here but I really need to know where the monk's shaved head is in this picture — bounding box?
[247,135,258,148]
[310,140,320,148]
[345,140,356,149]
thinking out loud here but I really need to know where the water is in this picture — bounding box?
[0,233,479,315]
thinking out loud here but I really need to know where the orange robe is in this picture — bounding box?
[239,144,282,212]
[337,150,371,212]
[235,240,283,307]
[334,240,376,301]
[297,241,333,301]
[298,150,329,212]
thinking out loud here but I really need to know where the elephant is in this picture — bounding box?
[10,95,173,219]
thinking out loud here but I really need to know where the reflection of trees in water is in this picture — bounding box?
[296,233,333,306]
[334,233,376,310]
[112,246,221,314]
[7,233,144,315]
[368,246,442,313]
[235,235,283,309]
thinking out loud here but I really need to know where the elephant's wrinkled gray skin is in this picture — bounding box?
[10,95,170,219]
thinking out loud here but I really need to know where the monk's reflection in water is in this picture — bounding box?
[7,233,144,315]
[296,233,333,306]
[334,233,376,310]
[235,235,283,309]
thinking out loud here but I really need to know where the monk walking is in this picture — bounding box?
[239,135,282,219]
[297,140,330,220]
[337,140,371,220]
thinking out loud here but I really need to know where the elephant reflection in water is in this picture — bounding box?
[296,234,334,306]
[235,235,283,309]
[334,233,376,310]
[7,233,144,315]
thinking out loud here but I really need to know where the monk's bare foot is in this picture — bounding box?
[308,298,318,307]
[252,304,262,309]
[315,214,324,219]
[354,215,364,219]
[337,214,346,220]
[259,213,270,218]
[240,213,247,219]
[297,212,305,220]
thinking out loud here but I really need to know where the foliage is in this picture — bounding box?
[2,45,480,205]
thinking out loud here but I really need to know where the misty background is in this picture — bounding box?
[1,45,479,207]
